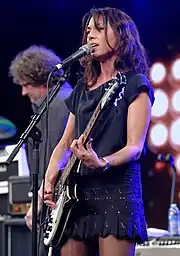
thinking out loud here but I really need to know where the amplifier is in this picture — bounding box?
[135,247,180,256]
[136,236,180,256]
[0,161,18,182]
[0,144,30,215]
[0,162,18,215]
[0,144,30,179]
[0,176,31,215]
[8,176,31,215]
[0,181,8,214]
[142,235,180,246]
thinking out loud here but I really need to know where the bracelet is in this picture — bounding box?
[101,157,110,171]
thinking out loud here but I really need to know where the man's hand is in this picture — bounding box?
[25,194,42,231]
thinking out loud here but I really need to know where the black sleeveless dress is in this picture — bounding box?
[63,71,154,246]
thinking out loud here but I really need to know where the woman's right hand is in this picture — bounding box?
[39,179,56,208]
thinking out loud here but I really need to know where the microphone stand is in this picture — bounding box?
[157,153,176,204]
[169,155,176,205]
[5,74,67,256]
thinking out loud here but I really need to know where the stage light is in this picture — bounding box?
[150,62,166,84]
[169,118,180,147]
[171,90,180,113]
[149,123,168,147]
[171,59,180,80]
[151,89,169,118]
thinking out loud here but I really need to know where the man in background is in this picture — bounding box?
[9,45,72,255]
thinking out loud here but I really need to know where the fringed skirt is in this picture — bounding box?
[63,185,148,245]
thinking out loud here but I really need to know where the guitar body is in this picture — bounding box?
[44,182,78,247]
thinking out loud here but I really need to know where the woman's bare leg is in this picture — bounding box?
[99,235,135,256]
[61,239,97,256]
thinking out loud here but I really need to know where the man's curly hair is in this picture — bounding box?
[81,7,149,87]
[9,45,62,88]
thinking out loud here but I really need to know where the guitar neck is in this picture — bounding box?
[60,103,101,186]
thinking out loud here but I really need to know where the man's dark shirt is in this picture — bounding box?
[26,82,72,188]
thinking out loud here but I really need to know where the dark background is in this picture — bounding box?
[0,0,180,229]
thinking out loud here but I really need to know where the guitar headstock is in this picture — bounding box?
[100,72,127,109]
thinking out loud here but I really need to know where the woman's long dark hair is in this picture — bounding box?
[81,7,149,87]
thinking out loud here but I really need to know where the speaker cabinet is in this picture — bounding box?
[3,218,32,256]
[0,216,6,256]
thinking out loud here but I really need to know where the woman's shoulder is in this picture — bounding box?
[125,71,150,84]
[124,71,154,106]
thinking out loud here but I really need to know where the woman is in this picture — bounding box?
[41,7,154,256]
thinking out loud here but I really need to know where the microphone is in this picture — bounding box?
[54,44,92,71]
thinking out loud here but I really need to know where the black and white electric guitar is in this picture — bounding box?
[43,72,127,248]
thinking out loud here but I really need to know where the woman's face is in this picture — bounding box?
[86,15,117,61]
